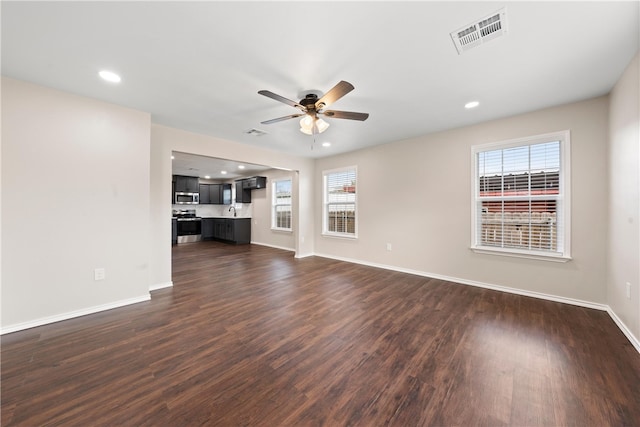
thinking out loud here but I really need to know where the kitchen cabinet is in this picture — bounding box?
[203,218,251,244]
[201,218,214,239]
[235,176,266,203]
[172,219,177,245]
[199,183,232,205]
[199,184,211,204]
[235,180,251,203]
[242,176,267,190]
[220,184,232,205]
[230,218,251,244]
[174,175,199,193]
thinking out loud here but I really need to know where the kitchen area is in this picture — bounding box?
[171,152,277,246]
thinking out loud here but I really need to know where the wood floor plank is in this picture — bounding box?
[2,241,640,426]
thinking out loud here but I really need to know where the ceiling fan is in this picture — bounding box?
[258,80,369,135]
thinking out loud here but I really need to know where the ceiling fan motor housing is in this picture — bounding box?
[301,94,320,111]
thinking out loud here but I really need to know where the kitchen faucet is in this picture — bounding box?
[229,206,237,217]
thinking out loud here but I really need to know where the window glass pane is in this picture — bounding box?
[272,179,292,230]
[327,170,356,203]
[474,135,566,257]
[323,168,357,236]
[275,180,292,203]
[327,203,356,234]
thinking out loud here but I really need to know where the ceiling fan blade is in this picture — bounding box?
[258,90,306,111]
[321,110,369,121]
[260,113,304,125]
[315,81,354,110]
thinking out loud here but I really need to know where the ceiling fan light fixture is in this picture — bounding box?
[316,118,330,133]
[299,116,330,135]
[300,115,313,130]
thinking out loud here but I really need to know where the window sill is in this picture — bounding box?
[470,246,571,263]
[322,232,358,240]
[271,227,292,233]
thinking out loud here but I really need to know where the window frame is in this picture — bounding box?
[322,166,358,239]
[470,130,571,262]
[271,178,292,232]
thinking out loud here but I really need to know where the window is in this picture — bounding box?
[471,131,571,261]
[323,167,357,238]
[271,179,292,231]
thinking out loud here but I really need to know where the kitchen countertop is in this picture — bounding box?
[172,216,250,219]
[201,216,251,219]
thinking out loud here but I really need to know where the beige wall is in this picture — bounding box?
[1,77,152,331]
[607,53,640,342]
[249,168,296,251]
[315,96,610,305]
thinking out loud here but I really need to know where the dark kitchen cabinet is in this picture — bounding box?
[201,218,214,239]
[231,218,251,244]
[172,219,177,245]
[213,219,226,240]
[235,180,251,203]
[199,184,211,204]
[199,183,232,205]
[174,175,199,193]
[204,218,251,244]
[242,176,267,190]
[220,184,232,205]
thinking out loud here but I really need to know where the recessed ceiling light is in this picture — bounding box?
[99,70,121,83]
[204,175,210,179]
[221,171,227,175]
[238,165,245,169]
[322,142,331,147]
[465,101,479,109]
[171,155,175,160]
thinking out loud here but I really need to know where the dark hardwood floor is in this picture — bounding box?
[2,241,640,426]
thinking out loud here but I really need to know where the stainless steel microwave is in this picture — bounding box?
[174,192,199,205]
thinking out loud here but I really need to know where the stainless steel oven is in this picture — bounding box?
[174,209,202,243]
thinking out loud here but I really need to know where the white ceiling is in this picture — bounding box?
[172,151,273,180]
[2,2,638,159]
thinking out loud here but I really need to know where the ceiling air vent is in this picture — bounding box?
[450,8,507,54]
[244,128,267,136]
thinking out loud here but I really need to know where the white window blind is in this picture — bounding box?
[323,167,357,237]
[472,131,570,261]
[272,179,292,231]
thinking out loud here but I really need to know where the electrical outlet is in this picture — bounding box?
[386,243,392,251]
[626,282,631,299]
[94,268,106,281]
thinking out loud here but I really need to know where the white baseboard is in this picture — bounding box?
[250,241,295,252]
[150,281,173,291]
[606,307,640,353]
[251,240,295,252]
[314,252,607,310]
[294,252,315,259]
[1,294,151,335]
[313,252,639,353]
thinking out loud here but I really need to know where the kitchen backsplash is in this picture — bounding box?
[172,203,252,218]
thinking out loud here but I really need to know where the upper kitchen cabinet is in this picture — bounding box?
[220,184,232,204]
[199,183,232,205]
[242,176,267,190]
[235,180,251,203]
[174,175,199,193]
[235,176,266,203]
[199,184,211,204]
